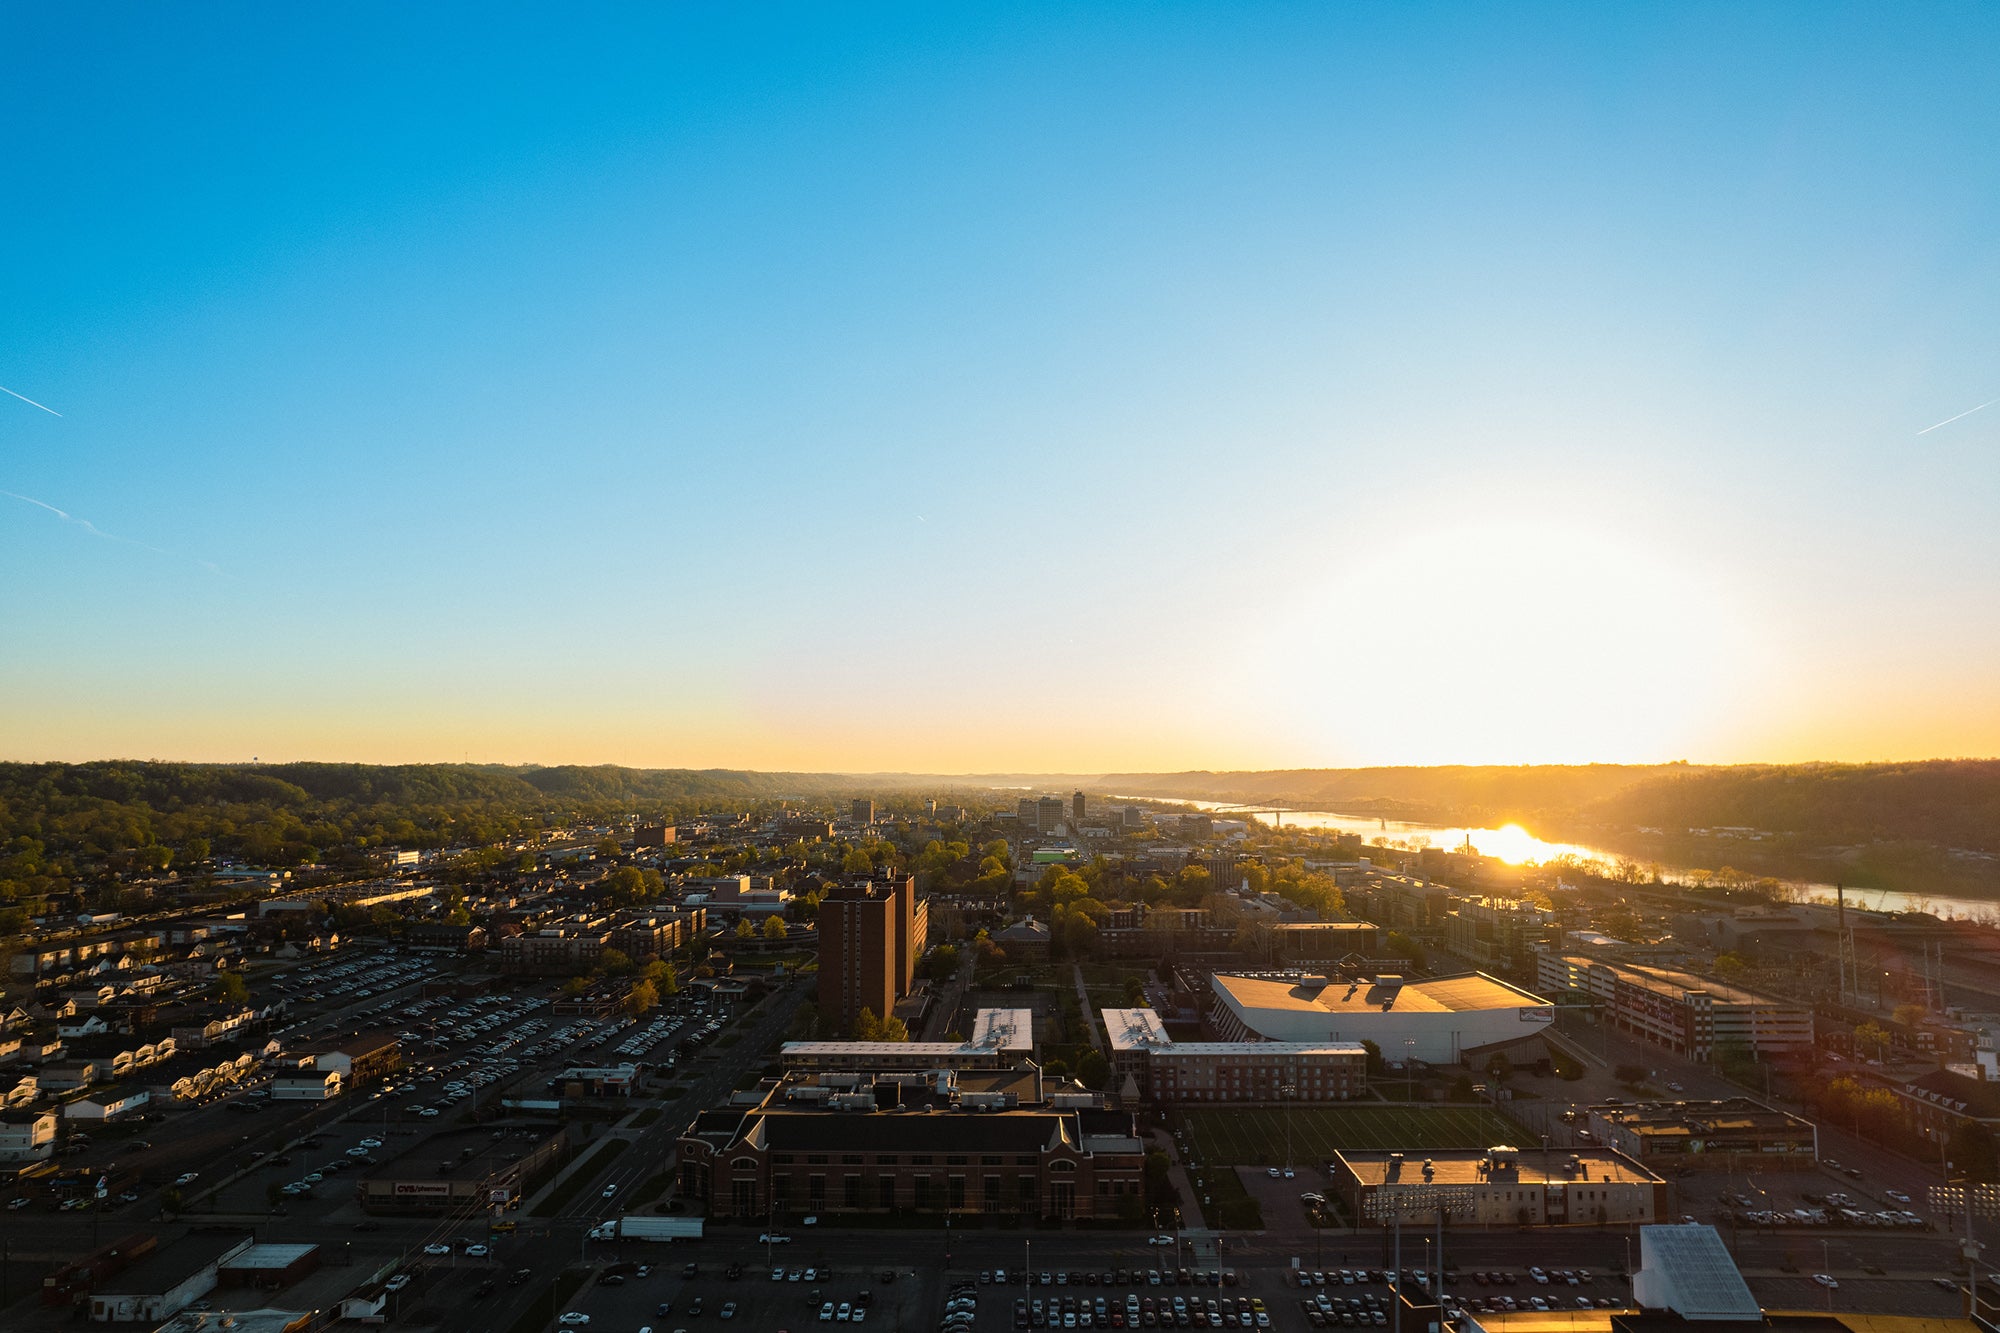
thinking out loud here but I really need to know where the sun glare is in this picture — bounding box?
[1253,518,1773,765]
[1479,823,1542,865]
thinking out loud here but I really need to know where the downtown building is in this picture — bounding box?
[816,873,928,1034]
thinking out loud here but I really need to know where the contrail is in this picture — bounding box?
[1917,396,1999,435]
[0,488,226,578]
[0,385,62,417]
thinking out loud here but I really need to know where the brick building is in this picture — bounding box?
[816,875,927,1033]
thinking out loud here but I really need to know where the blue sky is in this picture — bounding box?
[4,4,1998,771]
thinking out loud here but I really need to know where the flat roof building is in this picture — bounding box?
[1102,1008,1366,1105]
[357,1125,566,1215]
[781,1008,1035,1071]
[1333,1146,1669,1228]
[1536,954,1813,1060]
[89,1233,254,1323]
[1586,1099,1818,1165]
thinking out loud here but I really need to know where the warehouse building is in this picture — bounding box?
[357,1125,566,1215]
[89,1233,254,1323]
[1101,1007,1367,1104]
[1333,1146,1669,1228]
[1586,1099,1818,1166]
[1205,972,1554,1065]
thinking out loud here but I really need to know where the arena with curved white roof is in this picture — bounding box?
[1205,971,1554,1064]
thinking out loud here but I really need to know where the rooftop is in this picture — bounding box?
[1213,971,1546,1015]
[96,1233,252,1297]
[1338,1148,1665,1189]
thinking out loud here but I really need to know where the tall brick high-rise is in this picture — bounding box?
[816,873,927,1035]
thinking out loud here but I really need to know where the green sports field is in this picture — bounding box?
[1177,1105,1530,1167]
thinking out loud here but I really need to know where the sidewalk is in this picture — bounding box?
[1147,1126,1206,1228]
[1074,966,1105,1054]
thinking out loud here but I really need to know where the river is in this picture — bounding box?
[1125,796,2000,924]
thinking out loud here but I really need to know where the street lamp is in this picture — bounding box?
[1930,1181,2000,1318]
[1282,1085,1297,1174]
[1364,1183,1474,1333]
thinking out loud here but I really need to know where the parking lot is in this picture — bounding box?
[558,1252,935,1331]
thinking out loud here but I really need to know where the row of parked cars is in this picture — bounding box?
[1030,1269,1239,1289]
[1020,1291,1272,1329]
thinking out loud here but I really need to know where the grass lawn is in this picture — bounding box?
[1176,1105,1529,1167]
[1187,1167,1264,1229]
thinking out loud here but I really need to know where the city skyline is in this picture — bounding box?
[5,5,2000,772]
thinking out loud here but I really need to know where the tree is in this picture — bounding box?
[1853,1021,1892,1061]
[1893,1003,1929,1029]
[622,979,659,1017]
[1360,1040,1384,1076]
[841,847,874,875]
[215,972,249,1005]
[1077,1049,1110,1089]
[734,917,756,940]
[762,914,789,941]
[598,947,634,976]
[924,944,961,981]
[1712,952,1750,978]
[852,1008,910,1042]
[1950,1121,2000,1183]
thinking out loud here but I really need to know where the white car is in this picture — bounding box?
[465,1244,490,1257]
[1887,1189,1912,1204]
[1813,1274,1839,1290]
[602,1185,617,1198]
[760,1233,791,1243]
[384,1275,412,1292]
[1149,1235,1175,1246]
[360,1137,383,1148]
[174,1172,200,1186]
[559,1316,592,1327]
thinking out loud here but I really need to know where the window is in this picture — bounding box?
[984,1175,1001,1210]
[879,1175,896,1208]
[910,1155,934,1165]
[806,1154,828,1165]
[845,1175,862,1208]
[1015,1155,1037,1165]
[1018,1175,1037,1211]
[946,1155,968,1166]
[948,1175,967,1209]
[982,1155,1001,1166]
[843,1155,864,1165]
[808,1174,826,1208]
[913,1175,931,1209]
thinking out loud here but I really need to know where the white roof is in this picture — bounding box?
[1631,1224,1759,1321]
[969,1008,1034,1052]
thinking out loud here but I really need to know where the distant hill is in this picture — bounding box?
[1577,760,2000,855]
[1094,764,1689,826]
